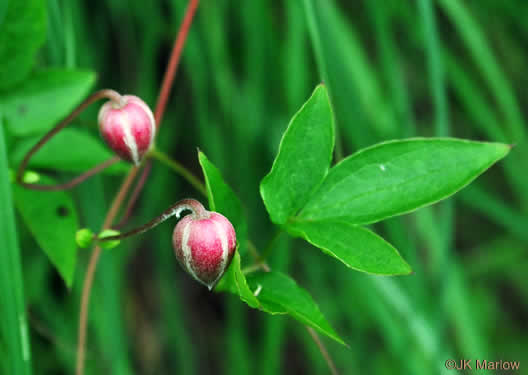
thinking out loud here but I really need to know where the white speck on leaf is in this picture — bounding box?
[380,164,386,171]
[253,284,262,297]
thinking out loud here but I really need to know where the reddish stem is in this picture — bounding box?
[99,198,208,243]
[115,0,200,226]
[154,0,200,125]
[75,168,139,375]
[306,327,340,375]
[114,161,152,229]
[19,157,121,191]
[16,89,122,190]
[75,2,200,374]
[247,243,340,375]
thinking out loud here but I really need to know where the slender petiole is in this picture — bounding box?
[241,264,265,275]
[97,198,208,243]
[114,161,152,229]
[16,89,124,191]
[258,229,283,263]
[148,148,207,196]
[18,157,122,191]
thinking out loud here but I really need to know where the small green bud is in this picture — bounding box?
[23,171,40,184]
[76,228,94,248]
[98,229,121,249]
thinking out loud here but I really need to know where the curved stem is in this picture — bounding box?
[16,89,123,190]
[154,0,200,126]
[246,241,339,375]
[19,156,121,191]
[258,229,282,263]
[98,198,208,242]
[76,167,139,375]
[241,264,262,275]
[247,241,270,272]
[149,148,207,196]
[76,2,200,374]
[306,327,339,375]
[114,161,152,229]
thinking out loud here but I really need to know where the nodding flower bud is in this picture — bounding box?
[172,204,237,290]
[98,95,156,165]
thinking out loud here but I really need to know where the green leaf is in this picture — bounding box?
[260,84,334,225]
[198,151,248,253]
[13,175,79,287]
[299,138,510,225]
[10,128,129,174]
[198,151,258,307]
[0,123,32,374]
[0,0,47,90]
[287,219,411,275]
[247,271,345,345]
[215,252,260,309]
[0,69,96,136]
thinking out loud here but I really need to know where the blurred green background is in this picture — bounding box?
[1,0,527,374]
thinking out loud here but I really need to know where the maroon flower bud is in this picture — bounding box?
[172,202,236,290]
[98,95,156,165]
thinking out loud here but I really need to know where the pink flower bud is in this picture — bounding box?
[98,95,156,165]
[173,210,237,290]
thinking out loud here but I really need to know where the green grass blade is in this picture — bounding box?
[365,1,416,137]
[418,0,454,254]
[283,1,310,112]
[258,234,291,375]
[0,124,32,375]
[438,0,525,141]
[458,185,528,243]
[45,0,64,65]
[419,0,449,137]
[302,0,375,151]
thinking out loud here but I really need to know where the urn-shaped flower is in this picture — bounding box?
[173,210,236,289]
[98,95,155,165]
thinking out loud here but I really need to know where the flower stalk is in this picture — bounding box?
[16,89,124,191]
[96,199,209,243]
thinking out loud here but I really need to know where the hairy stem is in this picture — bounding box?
[75,2,200,374]
[98,199,208,242]
[16,89,122,190]
[149,148,207,196]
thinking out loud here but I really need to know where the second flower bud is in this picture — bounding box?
[98,95,156,165]
[173,208,237,290]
